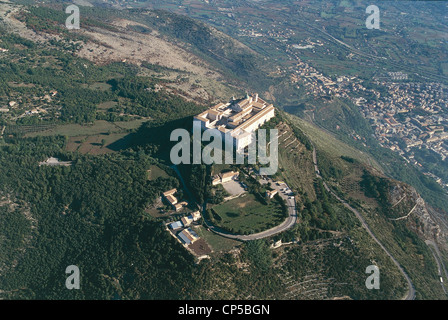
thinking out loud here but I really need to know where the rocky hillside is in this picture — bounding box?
[0,1,270,103]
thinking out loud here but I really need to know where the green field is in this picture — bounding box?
[212,193,286,234]
[287,114,383,171]
[97,100,118,110]
[23,119,147,155]
[194,225,242,252]
[147,165,170,180]
[81,82,112,91]
[25,119,146,137]
[113,119,149,130]
[66,132,128,155]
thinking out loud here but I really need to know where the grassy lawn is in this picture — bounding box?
[147,165,170,180]
[25,120,117,137]
[211,163,232,175]
[90,82,112,91]
[97,100,118,110]
[212,193,287,235]
[25,119,145,138]
[24,119,147,155]
[66,132,129,155]
[193,225,241,252]
[113,119,148,130]
[287,114,382,171]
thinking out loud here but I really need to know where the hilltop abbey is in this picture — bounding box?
[193,93,275,151]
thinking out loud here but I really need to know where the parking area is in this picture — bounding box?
[222,179,246,196]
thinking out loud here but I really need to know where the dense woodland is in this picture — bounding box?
[0,136,197,299]
[0,134,406,299]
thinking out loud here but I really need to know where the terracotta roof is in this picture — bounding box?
[165,194,177,205]
[163,188,177,197]
[220,171,239,179]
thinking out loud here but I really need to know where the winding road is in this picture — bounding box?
[425,240,448,295]
[203,177,298,241]
[202,147,416,299]
[312,147,416,300]
[177,144,415,299]
[171,163,298,241]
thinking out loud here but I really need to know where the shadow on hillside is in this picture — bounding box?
[107,116,194,162]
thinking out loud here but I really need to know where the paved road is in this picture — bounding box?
[177,143,415,298]
[171,164,297,241]
[204,177,298,241]
[311,147,416,300]
[425,240,448,295]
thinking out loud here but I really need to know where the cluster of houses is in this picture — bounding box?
[285,39,448,190]
[168,211,202,245]
[357,81,448,189]
[162,186,203,246]
[3,90,57,118]
[162,188,188,212]
[169,211,201,230]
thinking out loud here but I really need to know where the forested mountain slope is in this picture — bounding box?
[0,1,447,300]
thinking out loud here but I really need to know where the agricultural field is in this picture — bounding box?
[65,132,127,155]
[96,100,118,111]
[147,165,170,180]
[23,119,147,154]
[287,114,382,171]
[80,82,112,92]
[24,119,146,138]
[275,120,317,201]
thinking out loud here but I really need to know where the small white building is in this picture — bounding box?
[212,171,239,185]
[191,211,201,221]
[265,189,278,199]
[169,221,183,230]
[39,157,72,166]
[181,215,193,227]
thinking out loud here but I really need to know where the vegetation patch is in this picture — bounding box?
[211,193,287,235]
[147,165,170,180]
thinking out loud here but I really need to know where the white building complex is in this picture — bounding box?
[193,93,275,151]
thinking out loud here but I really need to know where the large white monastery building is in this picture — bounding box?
[193,93,275,151]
